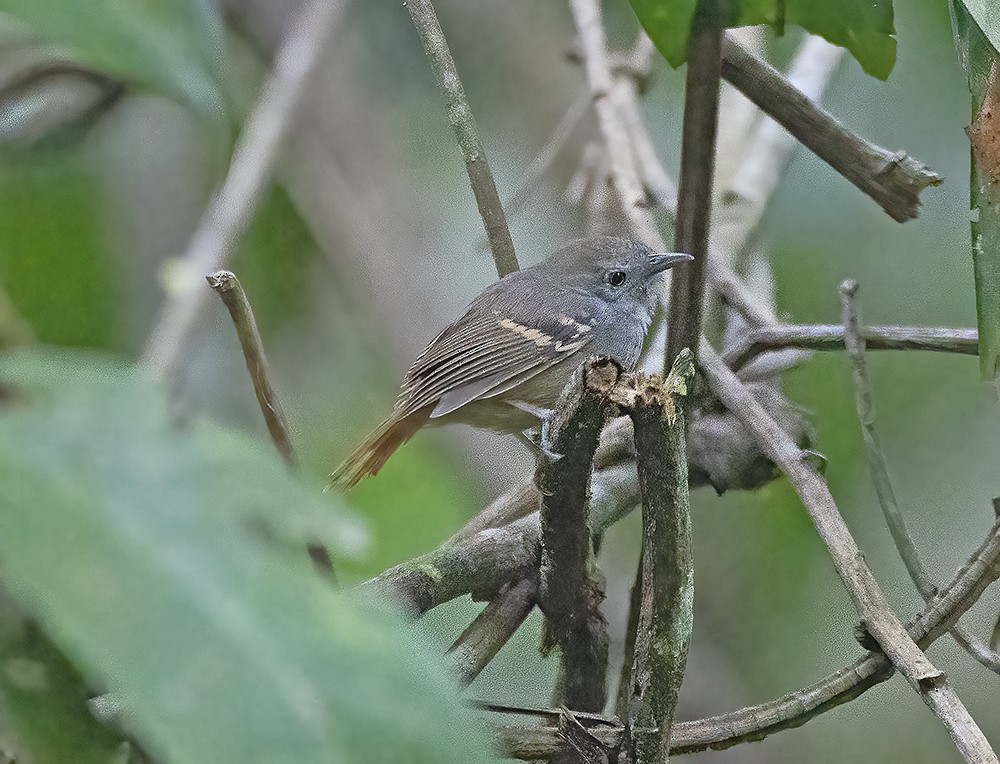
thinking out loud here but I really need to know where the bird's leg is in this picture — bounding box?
[516,425,563,463]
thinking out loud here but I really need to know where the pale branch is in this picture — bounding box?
[206,270,334,576]
[207,271,295,466]
[492,514,1000,758]
[711,35,844,268]
[404,0,518,277]
[698,342,997,764]
[142,0,349,378]
[618,357,695,764]
[724,323,979,371]
[568,0,666,251]
[665,0,724,367]
[720,36,942,223]
[538,358,620,712]
[447,578,536,688]
[841,281,1000,675]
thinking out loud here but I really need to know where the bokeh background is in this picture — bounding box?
[3,0,998,761]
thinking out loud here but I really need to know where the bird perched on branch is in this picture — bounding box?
[331,236,692,488]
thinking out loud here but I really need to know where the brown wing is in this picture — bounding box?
[394,307,593,420]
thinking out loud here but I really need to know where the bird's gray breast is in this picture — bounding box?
[588,309,649,371]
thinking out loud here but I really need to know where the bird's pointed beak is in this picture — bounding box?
[645,252,694,278]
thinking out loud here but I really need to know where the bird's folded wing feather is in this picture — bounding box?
[394,307,593,419]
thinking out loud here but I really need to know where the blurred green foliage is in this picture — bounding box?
[631,0,896,78]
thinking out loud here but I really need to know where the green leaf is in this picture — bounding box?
[0,0,226,120]
[0,587,127,764]
[950,0,1000,378]
[0,349,494,764]
[630,0,897,80]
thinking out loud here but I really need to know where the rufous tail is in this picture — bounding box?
[329,407,432,489]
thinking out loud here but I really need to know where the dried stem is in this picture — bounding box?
[447,578,536,688]
[494,514,1000,757]
[841,281,1000,674]
[619,355,695,764]
[143,0,348,377]
[720,36,942,223]
[665,0,723,367]
[404,0,518,276]
[699,341,997,763]
[206,271,296,466]
[724,323,979,370]
[206,270,334,576]
[537,358,620,712]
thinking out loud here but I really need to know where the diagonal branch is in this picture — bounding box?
[720,36,942,223]
[698,341,997,764]
[143,0,349,378]
[404,0,518,276]
[841,281,1000,675]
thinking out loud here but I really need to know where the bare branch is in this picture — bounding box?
[538,358,620,711]
[724,323,979,370]
[665,0,724,366]
[447,578,536,688]
[841,281,1000,675]
[207,271,296,466]
[404,0,518,276]
[699,341,997,763]
[206,270,334,576]
[720,36,942,223]
[618,355,695,764]
[494,514,1000,757]
[143,0,349,378]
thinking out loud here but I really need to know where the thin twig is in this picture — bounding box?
[841,281,1000,674]
[724,323,980,370]
[404,0,518,276]
[493,514,1000,757]
[206,270,335,576]
[538,358,620,712]
[447,578,536,688]
[143,0,349,378]
[699,341,997,764]
[665,0,724,367]
[617,355,695,764]
[207,271,296,466]
[720,36,942,223]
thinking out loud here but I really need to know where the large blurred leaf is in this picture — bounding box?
[0,587,126,764]
[631,0,896,79]
[950,0,1000,378]
[0,349,494,764]
[0,0,226,119]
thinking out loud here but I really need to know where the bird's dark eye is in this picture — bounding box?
[607,270,626,287]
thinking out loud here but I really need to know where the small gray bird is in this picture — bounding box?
[331,236,692,487]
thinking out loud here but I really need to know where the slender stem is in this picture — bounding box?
[699,341,997,764]
[206,271,296,467]
[620,355,695,764]
[447,578,536,688]
[206,271,334,577]
[537,359,620,711]
[841,281,1000,675]
[720,36,942,223]
[724,323,980,370]
[665,0,724,368]
[142,0,349,378]
[404,0,518,276]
